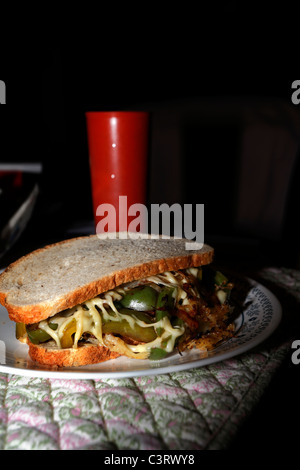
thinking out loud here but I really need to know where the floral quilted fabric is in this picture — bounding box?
[0,267,298,450]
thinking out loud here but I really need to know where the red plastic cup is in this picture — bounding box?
[85,111,149,233]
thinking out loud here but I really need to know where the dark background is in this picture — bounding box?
[1,46,299,269]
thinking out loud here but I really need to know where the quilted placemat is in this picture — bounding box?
[0,267,298,450]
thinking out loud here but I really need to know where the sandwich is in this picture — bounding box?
[0,233,235,367]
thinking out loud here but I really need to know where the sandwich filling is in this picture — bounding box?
[16,267,235,360]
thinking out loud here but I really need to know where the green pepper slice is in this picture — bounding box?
[155,287,175,320]
[149,347,168,360]
[214,270,228,287]
[102,308,157,343]
[120,286,158,312]
[16,322,27,340]
[203,267,228,288]
[26,322,58,345]
[155,287,175,336]
[60,318,77,348]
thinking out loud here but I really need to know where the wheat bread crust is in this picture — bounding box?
[27,340,120,367]
[0,233,214,324]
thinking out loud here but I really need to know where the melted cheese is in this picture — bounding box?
[37,269,203,357]
[126,316,183,355]
[38,285,185,358]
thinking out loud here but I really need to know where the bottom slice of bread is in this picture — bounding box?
[28,340,120,368]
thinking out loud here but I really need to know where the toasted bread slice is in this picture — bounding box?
[27,339,120,367]
[0,233,214,324]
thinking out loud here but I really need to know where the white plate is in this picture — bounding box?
[0,277,281,379]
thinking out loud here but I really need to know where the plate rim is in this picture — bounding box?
[0,276,282,379]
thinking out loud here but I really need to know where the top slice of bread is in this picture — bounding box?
[0,233,214,324]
